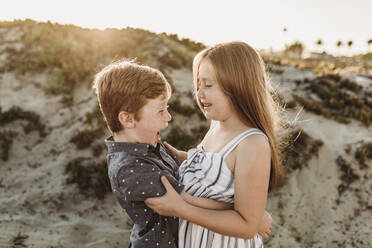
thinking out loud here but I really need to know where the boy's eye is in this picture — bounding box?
[159,105,169,113]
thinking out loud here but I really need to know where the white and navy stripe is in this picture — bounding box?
[178,128,267,248]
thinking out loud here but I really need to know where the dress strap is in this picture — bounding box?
[218,128,267,159]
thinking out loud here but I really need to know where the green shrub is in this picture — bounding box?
[0,106,46,137]
[354,142,372,169]
[169,98,196,116]
[91,143,105,157]
[0,130,17,161]
[165,125,198,151]
[85,105,105,126]
[70,127,105,149]
[336,156,360,196]
[65,158,111,199]
[286,100,297,109]
[292,74,372,126]
[159,53,182,69]
[280,129,323,173]
[3,20,202,97]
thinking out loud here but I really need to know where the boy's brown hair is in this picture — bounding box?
[93,60,171,134]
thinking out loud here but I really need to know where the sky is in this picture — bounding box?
[1,0,371,56]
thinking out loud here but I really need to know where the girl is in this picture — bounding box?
[146,41,282,247]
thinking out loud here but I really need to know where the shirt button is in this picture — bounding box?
[134,148,138,151]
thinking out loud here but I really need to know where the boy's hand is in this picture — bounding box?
[163,141,187,162]
[258,211,273,239]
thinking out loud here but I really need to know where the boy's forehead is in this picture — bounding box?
[145,95,168,108]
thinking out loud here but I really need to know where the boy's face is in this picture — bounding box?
[134,95,171,146]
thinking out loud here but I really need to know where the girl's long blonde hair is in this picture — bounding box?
[193,41,282,191]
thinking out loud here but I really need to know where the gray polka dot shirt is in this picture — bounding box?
[105,136,184,248]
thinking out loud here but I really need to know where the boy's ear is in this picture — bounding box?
[118,111,136,128]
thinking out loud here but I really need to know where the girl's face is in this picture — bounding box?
[196,59,234,121]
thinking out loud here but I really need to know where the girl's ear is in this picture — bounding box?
[118,111,136,128]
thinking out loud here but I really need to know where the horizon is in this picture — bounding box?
[1,0,371,56]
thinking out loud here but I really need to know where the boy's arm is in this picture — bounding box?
[180,191,233,210]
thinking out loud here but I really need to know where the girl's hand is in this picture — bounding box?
[145,176,185,217]
[163,141,187,163]
[257,211,274,239]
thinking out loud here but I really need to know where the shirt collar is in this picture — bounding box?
[105,136,160,155]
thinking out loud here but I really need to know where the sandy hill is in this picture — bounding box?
[0,20,371,248]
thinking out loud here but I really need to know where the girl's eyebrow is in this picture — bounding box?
[198,77,209,83]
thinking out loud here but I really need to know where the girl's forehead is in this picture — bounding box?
[198,60,215,80]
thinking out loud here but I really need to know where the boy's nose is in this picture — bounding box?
[166,110,172,122]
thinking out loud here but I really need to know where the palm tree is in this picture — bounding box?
[336,40,343,48]
[316,39,323,53]
[347,40,353,48]
[368,39,372,51]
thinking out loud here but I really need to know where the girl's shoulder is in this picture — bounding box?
[235,130,270,157]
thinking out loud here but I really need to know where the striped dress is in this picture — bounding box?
[178,128,266,248]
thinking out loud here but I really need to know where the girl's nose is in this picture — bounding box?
[197,87,205,99]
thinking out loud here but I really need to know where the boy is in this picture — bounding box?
[93,61,272,248]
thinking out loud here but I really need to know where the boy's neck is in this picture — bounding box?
[113,130,156,146]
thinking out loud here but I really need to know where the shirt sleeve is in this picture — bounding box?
[116,159,184,202]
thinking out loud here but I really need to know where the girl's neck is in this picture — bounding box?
[214,114,253,134]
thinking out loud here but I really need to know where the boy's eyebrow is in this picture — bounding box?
[158,100,168,108]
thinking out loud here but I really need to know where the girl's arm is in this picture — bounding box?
[163,141,187,163]
[180,191,273,239]
[180,191,233,210]
[146,134,271,239]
